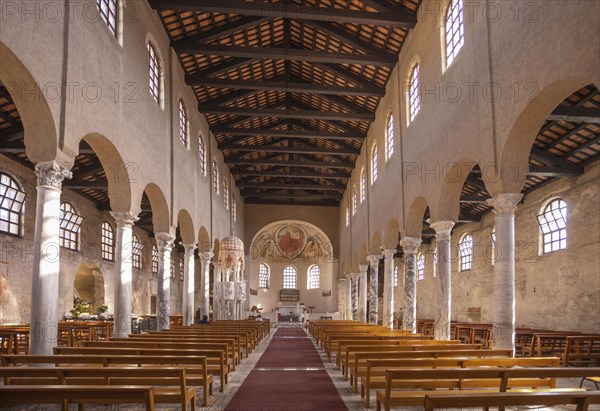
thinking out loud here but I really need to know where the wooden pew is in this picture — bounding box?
[423,391,600,411]
[375,367,600,411]
[326,334,431,362]
[0,366,196,410]
[564,335,600,367]
[0,385,155,411]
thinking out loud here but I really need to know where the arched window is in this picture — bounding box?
[259,263,270,288]
[537,198,568,254]
[101,222,114,261]
[459,234,473,271]
[170,255,176,278]
[352,185,357,215]
[223,179,229,209]
[417,253,425,281]
[360,168,366,203]
[345,206,350,227]
[96,0,118,36]
[283,266,297,289]
[59,202,83,251]
[386,113,394,160]
[433,252,437,277]
[148,42,161,103]
[307,265,320,289]
[408,64,420,121]
[132,234,143,269]
[371,144,378,184]
[445,0,465,67]
[179,257,184,280]
[179,99,188,146]
[152,244,158,275]
[199,135,206,176]
[232,200,237,222]
[212,161,219,193]
[0,173,25,236]
[393,264,399,287]
[491,227,496,266]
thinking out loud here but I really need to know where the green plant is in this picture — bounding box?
[97,305,109,315]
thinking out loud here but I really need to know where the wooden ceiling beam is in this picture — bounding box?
[63,182,108,190]
[149,0,417,28]
[173,43,397,67]
[528,165,583,177]
[198,105,375,121]
[191,16,269,43]
[200,89,257,106]
[459,195,491,203]
[238,182,345,190]
[548,106,600,123]
[241,191,343,200]
[245,198,339,206]
[315,62,376,88]
[219,143,359,155]
[233,169,350,181]
[307,20,395,56]
[529,147,583,174]
[226,157,353,168]
[196,58,253,77]
[213,126,365,141]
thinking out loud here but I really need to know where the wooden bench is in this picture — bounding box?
[375,366,600,411]
[423,391,600,411]
[0,366,196,410]
[564,335,600,366]
[326,334,431,362]
[0,385,155,411]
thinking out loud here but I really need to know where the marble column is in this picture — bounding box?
[349,273,359,321]
[155,232,175,330]
[337,278,348,319]
[345,274,353,320]
[182,243,197,326]
[382,250,396,329]
[200,251,214,319]
[29,161,72,355]
[358,264,368,322]
[366,255,381,324]
[430,221,455,340]
[111,211,139,338]
[487,193,523,351]
[400,237,422,334]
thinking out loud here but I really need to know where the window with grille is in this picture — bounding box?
[371,144,378,184]
[345,206,350,227]
[232,201,237,222]
[360,168,366,203]
[307,265,320,289]
[409,64,420,121]
[0,173,25,236]
[152,244,158,275]
[352,186,357,215]
[223,179,229,209]
[459,234,473,271]
[199,135,206,176]
[386,113,394,160]
[179,100,188,146]
[96,0,118,36]
[445,0,465,67]
[170,255,175,278]
[283,266,297,289]
[393,264,399,287]
[212,161,219,193]
[537,199,567,254]
[148,43,161,103]
[101,222,114,261]
[132,235,143,269]
[59,202,83,251]
[259,263,270,288]
[417,253,425,281]
[179,257,184,280]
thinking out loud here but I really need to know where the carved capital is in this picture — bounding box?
[400,237,422,255]
[35,161,72,189]
[486,193,523,215]
[430,220,455,241]
[358,264,368,274]
[382,249,396,260]
[155,232,175,251]
[366,254,381,267]
[110,211,139,228]
[347,272,360,280]
[337,278,348,285]
[200,251,215,263]
[182,243,197,255]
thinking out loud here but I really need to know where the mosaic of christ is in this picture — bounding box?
[276,224,307,260]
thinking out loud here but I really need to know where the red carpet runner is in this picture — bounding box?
[224,326,349,411]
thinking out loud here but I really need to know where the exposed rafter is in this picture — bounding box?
[198,105,375,121]
[548,106,600,123]
[220,143,359,156]
[226,157,354,169]
[238,182,345,191]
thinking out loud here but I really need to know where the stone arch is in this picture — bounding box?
[359,243,368,262]
[433,158,481,222]
[498,77,595,194]
[73,263,105,313]
[383,218,400,249]
[177,209,195,244]
[351,254,359,271]
[198,226,211,253]
[370,232,382,254]
[404,195,430,238]
[80,133,132,212]
[143,183,171,234]
[0,42,59,163]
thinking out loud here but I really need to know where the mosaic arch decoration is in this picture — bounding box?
[251,220,333,263]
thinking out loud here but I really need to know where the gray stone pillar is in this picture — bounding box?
[358,264,368,322]
[200,251,214,319]
[337,278,348,318]
[111,211,139,338]
[382,250,396,329]
[430,221,454,340]
[182,243,197,326]
[155,232,175,330]
[487,193,523,351]
[29,161,72,355]
[400,237,422,334]
[349,273,359,321]
[366,255,381,324]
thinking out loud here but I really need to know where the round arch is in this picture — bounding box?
[177,209,195,244]
[141,183,171,234]
[383,218,400,250]
[404,195,430,238]
[198,226,211,252]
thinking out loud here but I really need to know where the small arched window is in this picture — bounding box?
[199,135,206,176]
[417,253,425,281]
[223,179,229,209]
[232,200,237,222]
[59,202,83,251]
[179,257,184,280]
[537,198,568,254]
[179,99,188,147]
[152,244,158,275]
[101,222,114,261]
[408,64,420,121]
[259,263,270,288]
[0,173,26,236]
[371,144,378,184]
[393,264,399,287]
[307,265,320,289]
[148,42,161,103]
[360,168,366,203]
[433,252,437,277]
[132,234,143,269]
[352,185,357,215]
[459,234,473,271]
[170,255,176,278]
[345,205,350,227]
[96,0,118,36]
[445,0,465,68]
[386,113,394,160]
[283,266,297,289]
[212,161,219,193]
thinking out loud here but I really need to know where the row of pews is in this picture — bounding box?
[307,319,600,411]
[0,319,270,410]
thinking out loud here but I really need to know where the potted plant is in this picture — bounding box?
[97,305,109,319]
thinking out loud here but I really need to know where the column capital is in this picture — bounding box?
[35,160,72,189]
[110,211,139,227]
[366,254,381,266]
[400,237,422,254]
[182,243,197,254]
[486,193,523,215]
[347,272,360,280]
[358,264,368,273]
[382,249,396,260]
[155,232,175,251]
[200,251,214,262]
[337,277,348,284]
[430,220,455,240]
